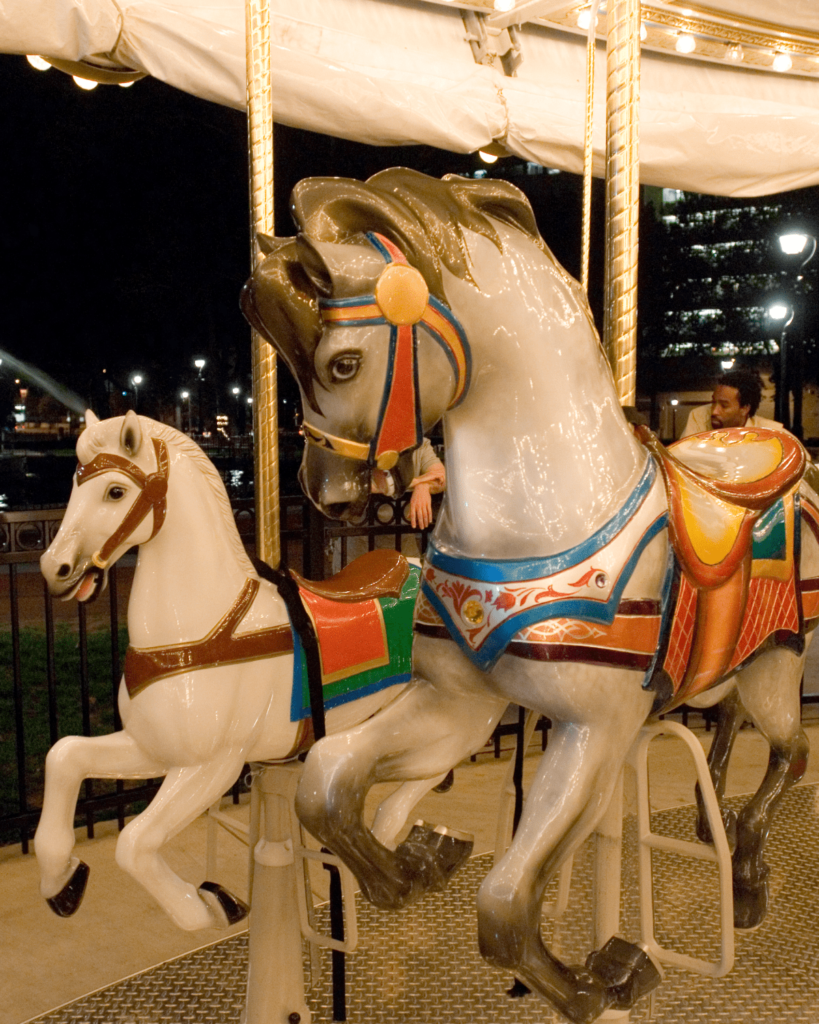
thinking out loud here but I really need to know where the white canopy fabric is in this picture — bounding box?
[3,0,819,196]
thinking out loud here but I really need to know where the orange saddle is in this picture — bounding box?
[636,425,807,708]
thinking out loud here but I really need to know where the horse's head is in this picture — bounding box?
[41,410,170,601]
[241,168,546,519]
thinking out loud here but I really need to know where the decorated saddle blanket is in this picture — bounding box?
[290,562,421,721]
[416,459,669,672]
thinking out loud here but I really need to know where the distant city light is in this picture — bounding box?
[131,374,143,386]
[73,76,98,91]
[675,33,696,54]
[26,55,51,71]
[181,391,190,399]
[194,357,206,370]
[768,304,789,320]
[721,359,735,369]
[670,399,679,406]
[231,386,240,395]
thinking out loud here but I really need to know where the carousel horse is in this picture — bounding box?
[35,410,435,931]
[241,168,819,1024]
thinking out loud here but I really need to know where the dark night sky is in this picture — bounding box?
[0,55,597,422]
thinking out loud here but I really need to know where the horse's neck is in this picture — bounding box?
[126,455,252,646]
[432,230,648,560]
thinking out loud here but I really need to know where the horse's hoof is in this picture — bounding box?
[396,821,473,894]
[198,881,249,927]
[46,860,90,918]
[433,769,455,793]
[733,878,769,930]
[585,936,663,1011]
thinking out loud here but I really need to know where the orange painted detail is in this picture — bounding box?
[298,588,389,685]
[801,581,819,626]
[376,323,418,461]
[662,574,697,692]
[515,609,660,655]
[728,575,800,671]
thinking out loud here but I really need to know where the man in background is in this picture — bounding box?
[682,368,782,437]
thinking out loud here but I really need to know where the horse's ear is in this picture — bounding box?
[120,410,143,456]
[296,235,384,298]
[257,232,278,255]
[84,409,100,427]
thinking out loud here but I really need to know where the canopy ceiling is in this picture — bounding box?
[2,0,819,196]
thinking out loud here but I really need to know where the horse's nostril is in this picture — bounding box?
[57,564,72,578]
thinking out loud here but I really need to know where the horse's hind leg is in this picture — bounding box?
[695,686,745,845]
[35,731,164,913]
[115,748,249,931]
[296,636,507,909]
[733,645,809,929]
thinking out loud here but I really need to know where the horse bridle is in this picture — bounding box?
[75,436,170,569]
[303,233,471,471]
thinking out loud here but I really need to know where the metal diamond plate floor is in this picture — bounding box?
[29,785,819,1024]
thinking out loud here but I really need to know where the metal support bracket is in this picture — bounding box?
[462,11,523,76]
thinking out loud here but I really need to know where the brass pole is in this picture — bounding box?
[603,0,640,406]
[246,0,280,567]
[581,5,598,295]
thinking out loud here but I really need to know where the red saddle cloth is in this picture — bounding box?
[636,426,816,710]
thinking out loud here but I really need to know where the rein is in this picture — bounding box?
[303,232,471,471]
[75,436,170,569]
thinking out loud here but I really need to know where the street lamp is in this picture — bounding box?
[767,302,794,426]
[230,386,241,436]
[194,358,206,434]
[131,373,143,413]
[180,390,190,433]
[775,230,816,437]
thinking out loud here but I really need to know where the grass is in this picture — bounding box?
[0,624,129,837]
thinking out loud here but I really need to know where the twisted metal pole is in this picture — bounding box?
[603,0,641,406]
[581,2,601,295]
[246,0,280,568]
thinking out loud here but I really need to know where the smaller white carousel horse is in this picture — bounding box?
[35,410,432,930]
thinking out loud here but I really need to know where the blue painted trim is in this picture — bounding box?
[424,512,668,671]
[289,626,306,723]
[366,232,394,264]
[427,458,656,584]
[320,294,380,310]
[422,295,472,406]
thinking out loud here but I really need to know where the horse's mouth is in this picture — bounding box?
[60,567,105,604]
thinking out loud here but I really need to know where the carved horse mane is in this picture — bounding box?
[241,167,562,409]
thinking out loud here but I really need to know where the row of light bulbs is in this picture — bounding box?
[576,10,796,71]
[26,54,135,89]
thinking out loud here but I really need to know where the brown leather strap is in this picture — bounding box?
[77,437,170,567]
[124,578,293,697]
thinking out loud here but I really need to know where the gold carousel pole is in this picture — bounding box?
[603,0,641,406]
[246,0,280,568]
[580,4,598,295]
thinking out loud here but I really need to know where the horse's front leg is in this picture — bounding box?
[114,747,250,931]
[296,635,506,908]
[733,645,809,929]
[477,664,657,1024]
[35,730,165,914]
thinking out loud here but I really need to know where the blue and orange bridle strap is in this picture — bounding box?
[306,232,471,470]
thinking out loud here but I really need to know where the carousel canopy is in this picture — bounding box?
[3,0,819,197]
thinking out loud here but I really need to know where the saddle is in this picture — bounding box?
[289,548,410,602]
[636,425,807,706]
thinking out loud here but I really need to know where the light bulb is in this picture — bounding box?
[772,51,792,73]
[26,55,51,71]
[675,33,696,54]
[73,76,98,91]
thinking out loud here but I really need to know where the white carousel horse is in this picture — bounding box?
[35,410,437,931]
[241,168,819,1023]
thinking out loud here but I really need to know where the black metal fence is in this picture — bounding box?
[0,492,433,849]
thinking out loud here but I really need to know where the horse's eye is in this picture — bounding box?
[106,485,126,501]
[330,354,361,382]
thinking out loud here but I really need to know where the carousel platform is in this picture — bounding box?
[17,739,819,1024]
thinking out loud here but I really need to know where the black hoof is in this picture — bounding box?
[733,877,769,929]
[47,860,90,918]
[395,821,473,897]
[585,936,663,1011]
[433,769,455,794]
[198,881,249,926]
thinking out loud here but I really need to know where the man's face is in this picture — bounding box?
[710,384,750,429]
